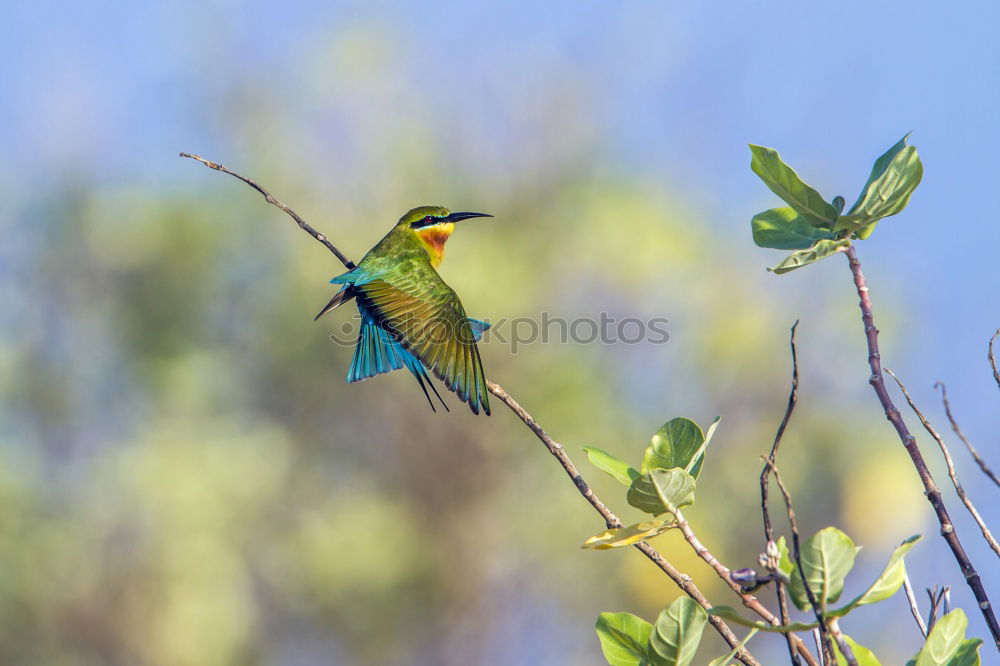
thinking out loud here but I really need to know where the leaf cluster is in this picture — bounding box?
[581,417,718,549]
[596,598,755,666]
[582,415,982,665]
[749,135,923,273]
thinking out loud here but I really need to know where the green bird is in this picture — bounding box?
[315,206,493,415]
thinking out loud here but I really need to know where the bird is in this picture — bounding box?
[314,206,493,415]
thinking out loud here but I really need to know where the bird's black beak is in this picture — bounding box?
[445,211,492,222]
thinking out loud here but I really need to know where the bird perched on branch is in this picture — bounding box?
[315,206,493,415]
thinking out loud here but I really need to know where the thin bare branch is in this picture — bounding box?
[827,618,859,666]
[771,463,838,663]
[760,321,804,666]
[903,572,928,638]
[844,246,1000,650]
[990,329,1000,392]
[926,585,949,633]
[935,381,1000,489]
[179,152,356,270]
[181,152,771,664]
[811,629,825,666]
[886,369,1000,558]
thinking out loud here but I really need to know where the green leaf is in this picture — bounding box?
[627,468,696,515]
[707,606,818,633]
[583,518,677,550]
[752,207,836,250]
[596,612,653,666]
[853,219,879,240]
[831,212,864,233]
[913,609,970,666]
[835,635,882,666]
[707,629,758,666]
[685,417,720,477]
[749,145,839,226]
[769,238,851,274]
[841,134,923,238]
[950,638,983,666]
[648,597,708,666]
[826,535,921,617]
[583,446,640,486]
[789,527,857,611]
[775,536,795,578]
[641,418,707,478]
[855,145,922,219]
[846,134,911,214]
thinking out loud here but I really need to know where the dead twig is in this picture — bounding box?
[990,329,1000,393]
[926,585,951,634]
[760,321,805,666]
[885,370,1000,558]
[935,381,1000,489]
[771,463,841,664]
[811,629,825,666]
[903,572,928,638]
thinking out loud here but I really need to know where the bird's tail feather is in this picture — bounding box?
[411,362,449,412]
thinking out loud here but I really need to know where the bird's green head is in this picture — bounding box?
[397,205,492,267]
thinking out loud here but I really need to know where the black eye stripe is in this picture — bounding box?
[411,215,442,229]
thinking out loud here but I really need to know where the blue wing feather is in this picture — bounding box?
[347,311,407,382]
[466,317,491,343]
[347,308,449,411]
[331,266,381,285]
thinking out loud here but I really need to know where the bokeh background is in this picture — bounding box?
[2,1,998,664]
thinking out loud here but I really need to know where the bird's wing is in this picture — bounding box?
[354,268,490,415]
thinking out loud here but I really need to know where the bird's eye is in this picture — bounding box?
[424,215,434,223]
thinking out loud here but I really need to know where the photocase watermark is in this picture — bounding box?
[326,312,671,353]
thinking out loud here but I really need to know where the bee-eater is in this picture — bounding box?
[315,206,493,415]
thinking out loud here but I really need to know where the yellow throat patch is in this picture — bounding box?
[415,222,455,267]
